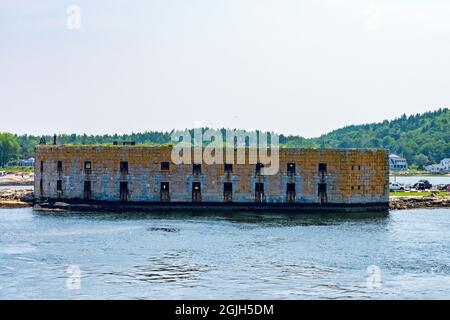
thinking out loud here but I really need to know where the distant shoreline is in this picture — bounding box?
[390,172,450,177]
[0,173,34,186]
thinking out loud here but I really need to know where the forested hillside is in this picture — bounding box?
[315,108,449,167]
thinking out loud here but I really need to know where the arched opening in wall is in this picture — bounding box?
[224,163,233,179]
[57,161,63,174]
[160,162,170,171]
[255,163,264,176]
[120,182,128,201]
[160,182,170,202]
[287,163,295,177]
[224,182,232,202]
[255,183,264,203]
[318,163,327,173]
[39,179,43,198]
[84,161,92,174]
[57,180,62,198]
[193,163,202,176]
[287,183,296,203]
[84,181,91,200]
[192,182,201,202]
[120,161,129,174]
[318,183,327,204]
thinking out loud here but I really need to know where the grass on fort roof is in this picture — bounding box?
[49,143,175,147]
[54,143,305,148]
[43,143,384,151]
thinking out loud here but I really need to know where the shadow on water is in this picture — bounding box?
[34,209,390,228]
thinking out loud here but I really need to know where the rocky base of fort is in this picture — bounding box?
[389,196,450,210]
[1,188,449,210]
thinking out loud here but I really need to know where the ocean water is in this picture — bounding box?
[389,175,450,185]
[0,207,449,299]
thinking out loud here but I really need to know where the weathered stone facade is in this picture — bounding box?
[34,145,389,207]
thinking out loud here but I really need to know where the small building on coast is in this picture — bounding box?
[19,157,35,167]
[425,158,450,174]
[389,154,408,171]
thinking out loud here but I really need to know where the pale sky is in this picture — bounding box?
[1,0,449,137]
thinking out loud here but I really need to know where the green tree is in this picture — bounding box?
[0,133,20,167]
[413,154,430,169]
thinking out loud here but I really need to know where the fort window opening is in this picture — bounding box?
[120,182,128,201]
[39,179,43,197]
[224,182,233,202]
[56,180,62,194]
[84,161,91,170]
[161,182,169,191]
[256,163,264,175]
[287,183,296,202]
[160,182,170,202]
[120,161,129,174]
[318,183,327,204]
[255,182,264,202]
[192,182,201,202]
[224,163,233,173]
[161,162,170,171]
[318,183,326,193]
[318,163,327,173]
[40,161,44,173]
[193,163,202,175]
[84,181,91,200]
[57,161,62,173]
[287,163,295,175]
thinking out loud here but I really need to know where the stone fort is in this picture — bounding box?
[34,145,389,212]
[34,145,389,209]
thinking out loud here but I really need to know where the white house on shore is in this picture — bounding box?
[18,157,35,167]
[425,158,450,174]
[389,154,408,171]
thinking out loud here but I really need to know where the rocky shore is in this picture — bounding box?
[1,187,449,210]
[0,188,34,208]
[389,196,450,210]
[0,173,34,186]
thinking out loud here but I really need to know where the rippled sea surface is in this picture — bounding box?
[1,208,450,299]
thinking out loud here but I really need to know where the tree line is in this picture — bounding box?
[1,108,448,169]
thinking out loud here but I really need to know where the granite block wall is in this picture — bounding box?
[34,146,389,204]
